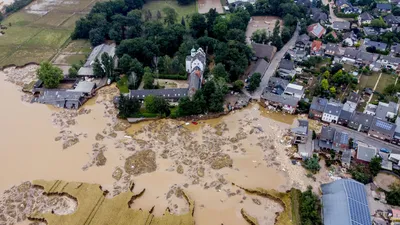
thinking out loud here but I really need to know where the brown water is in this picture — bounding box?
[0,68,317,225]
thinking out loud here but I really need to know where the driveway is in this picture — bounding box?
[250,25,300,98]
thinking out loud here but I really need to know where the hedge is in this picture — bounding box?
[157,74,188,80]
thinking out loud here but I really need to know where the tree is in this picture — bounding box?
[369,156,382,177]
[163,7,178,25]
[370,17,387,28]
[322,71,330,79]
[248,72,262,92]
[181,16,186,26]
[271,20,283,50]
[251,29,268,44]
[144,95,170,115]
[212,63,228,81]
[101,52,115,80]
[304,154,321,173]
[68,64,81,78]
[93,58,106,77]
[321,79,329,91]
[118,94,141,119]
[300,186,322,225]
[281,27,291,43]
[143,67,155,89]
[350,164,372,184]
[387,183,400,206]
[213,20,228,40]
[233,80,244,92]
[89,28,105,46]
[329,86,336,95]
[190,13,207,38]
[312,130,316,140]
[156,10,162,20]
[37,62,64,89]
[119,54,134,74]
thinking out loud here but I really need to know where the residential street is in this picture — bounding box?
[329,123,400,154]
[321,0,347,23]
[251,25,300,99]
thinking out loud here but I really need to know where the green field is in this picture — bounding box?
[142,0,197,21]
[357,72,380,91]
[0,0,98,67]
[375,73,397,93]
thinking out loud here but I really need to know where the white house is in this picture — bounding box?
[186,48,206,73]
[322,100,343,123]
[283,83,304,99]
[379,55,400,70]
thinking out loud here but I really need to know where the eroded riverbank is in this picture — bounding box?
[0,66,329,225]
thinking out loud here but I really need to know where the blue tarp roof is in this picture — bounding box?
[321,179,372,225]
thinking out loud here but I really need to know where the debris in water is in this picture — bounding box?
[124,150,156,176]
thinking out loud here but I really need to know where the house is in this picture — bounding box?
[251,59,269,76]
[358,12,374,25]
[348,111,374,132]
[368,117,396,141]
[347,92,360,104]
[356,142,377,162]
[129,88,189,101]
[267,77,289,95]
[364,103,377,116]
[341,149,352,167]
[356,51,378,66]
[291,119,309,144]
[363,27,379,36]
[342,48,360,64]
[321,179,372,225]
[311,7,328,24]
[295,34,310,50]
[325,43,342,57]
[36,90,85,109]
[384,14,400,28]
[376,3,392,13]
[307,23,326,38]
[311,40,323,56]
[294,49,307,62]
[322,100,343,123]
[309,97,328,120]
[277,59,296,79]
[375,101,399,121]
[379,55,400,70]
[336,0,351,10]
[186,48,206,97]
[333,21,351,31]
[338,101,357,126]
[332,130,349,152]
[343,32,358,46]
[261,92,299,114]
[364,39,388,52]
[251,43,277,62]
[283,83,304,99]
[77,43,117,77]
[391,43,400,56]
[319,126,335,149]
[393,117,400,144]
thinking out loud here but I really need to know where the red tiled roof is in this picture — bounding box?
[311,40,323,52]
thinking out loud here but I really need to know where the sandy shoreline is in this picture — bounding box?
[0,66,332,225]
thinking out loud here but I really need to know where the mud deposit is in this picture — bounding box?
[0,67,328,225]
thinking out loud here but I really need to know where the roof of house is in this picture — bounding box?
[84,43,116,68]
[357,51,376,63]
[67,81,96,93]
[392,43,400,54]
[363,27,379,36]
[370,117,396,136]
[339,110,353,121]
[130,88,188,100]
[364,39,387,51]
[320,126,336,141]
[336,0,351,7]
[324,101,343,117]
[321,179,371,225]
[311,40,323,52]
[347,92,360,104]
[380,55,400,64]
[341,149,352,164]
[279,59,295,70]
[268,77,289,89]
[333,130,349,145]
[311,7,328,22]
[357,142,377,162]
[291,119,309,135]
[251,59,269,75]
[333,21,351,30]
[359,12,373,21]
[310,97,328,112]
[384,14,400,25]
[251,43,277,61]
[376,101,399,120]
[285,83,304,95]
[325,43,341,55]
[395,117,400,137]
[343,48,360,59]
[262,92,299,107]
[186,48,206,65]
[307,23,326,38]
[296,34,310,44]
[350,111,374,127]
[377,3,392,10]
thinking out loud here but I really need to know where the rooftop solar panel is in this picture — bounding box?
[376,120,393,130]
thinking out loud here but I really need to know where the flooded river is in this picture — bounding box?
[0,66,319,225]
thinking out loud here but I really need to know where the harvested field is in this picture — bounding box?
[0,0,98,67]
[245,16,283,44]
[197,0,223,14]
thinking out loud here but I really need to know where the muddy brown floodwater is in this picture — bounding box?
[0,66,327,225]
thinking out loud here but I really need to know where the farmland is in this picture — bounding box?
[0,0,97,67]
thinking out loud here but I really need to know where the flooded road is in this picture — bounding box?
[0,66,319,225]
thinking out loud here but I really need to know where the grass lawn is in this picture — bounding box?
[4,11,41,26]
[375,73,397,93]
[2,47,58,66]
[63,39,92,54]
[357,72,379,91]
[24,29,71,48]
[33,12,74,27]
[142,0,197,21]
[117,76,129,94]
[65,54,87,65]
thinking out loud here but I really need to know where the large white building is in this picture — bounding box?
[186,48,206,97]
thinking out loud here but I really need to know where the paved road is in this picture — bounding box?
[250,25,300,99]
[330,123,400,154]
[321,0,347,23]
